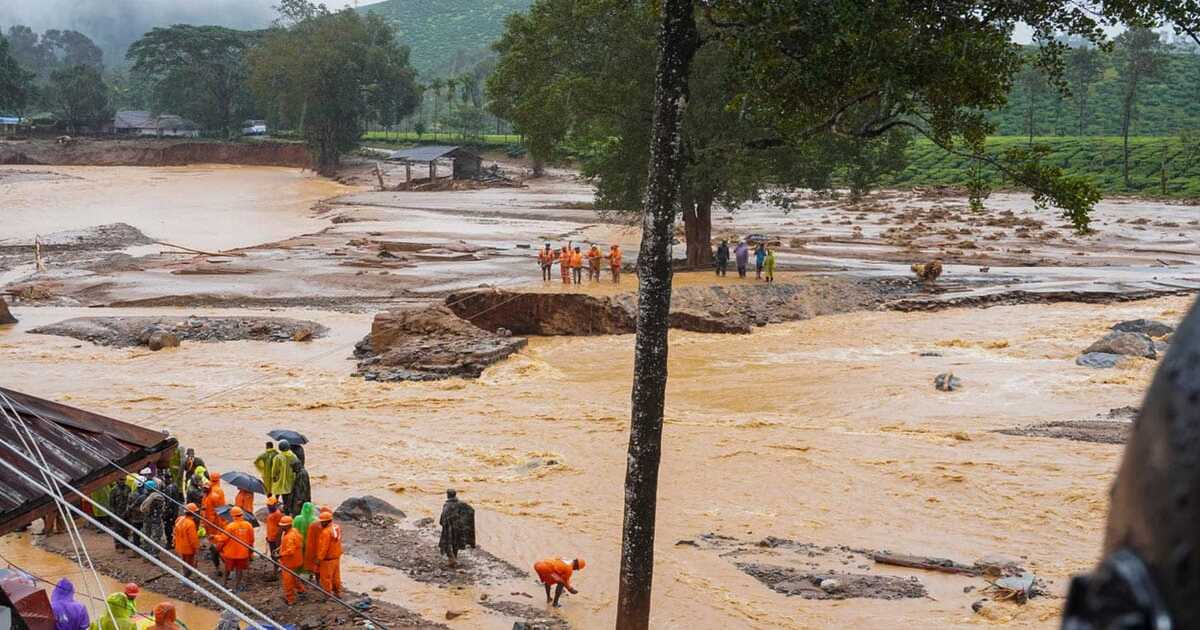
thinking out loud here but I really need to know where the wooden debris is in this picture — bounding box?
[153,241,246,257]
[871,551,981,577]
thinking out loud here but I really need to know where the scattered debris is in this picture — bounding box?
[984,572,1037,604]
[934,372,962,391]
[736,563,927,600]
[29,316,328,348]
[1111,319,1174,338]
[872,551,980,576]
[1075,352,1123,369]
[911,258,944,284]
[146,330,180,351]
[996,420,1130,445]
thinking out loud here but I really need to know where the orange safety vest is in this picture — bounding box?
[609,248,622,267]
[173,516,199,556]
[538,249,554,264]
[570,252,583,268]
[222,518,254,561]
[279,528,304,570]
[587,248,602,268]
[317,523,343,561]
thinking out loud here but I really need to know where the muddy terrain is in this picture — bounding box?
[0,137,311,168]
[29,315,327,348]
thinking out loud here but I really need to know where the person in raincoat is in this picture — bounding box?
[292,502,318,574]
[754,242,767,279]
[201,472,226,528]
[253,441,278,497]
[161,479,181,549]
[734,240,750,278]
[764,247,776,283]
[221,506,254,592]
[284,457,311,517]
[303,505,326,574]
[277,515,306,604]
[91,585,138,630]
[234,487,254,516]
[438,489,475,567]
[715,240,730,277]
[108,480,131,552]
[315,510,343,596]
[264,496,283,576]
[51,578,89,630]
[138,479,165,552]
[270,440,299,507]
[533,558,585,608]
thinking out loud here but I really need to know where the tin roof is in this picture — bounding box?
[386,145,480,162]
[113,110,198,131]
[0,387,177,534]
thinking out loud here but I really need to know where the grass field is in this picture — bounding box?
[361,130,521,147]
[892,135,1200,198]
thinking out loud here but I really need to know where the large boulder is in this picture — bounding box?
[1112,319,1174,338]
[334,496,405,522]
[0,299,15,325]
[1085,331,1156,359]
[355,305,527,382]
[146,331,180,351]
[1076,352,1123,369]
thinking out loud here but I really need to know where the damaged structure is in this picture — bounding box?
[0,387,177,536]
[386,145,483,181]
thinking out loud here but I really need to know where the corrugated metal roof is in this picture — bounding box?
[0,387,176,532]
[113,110,198,131]
[387,145,478,162]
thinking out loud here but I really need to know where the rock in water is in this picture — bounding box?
[819,579,842,593]
[1112,319,1174,338]
[934,372,962,391]
[0,299,16,325]
[1076,352,1122,369]
[334,496,406,522]
[147,331,180,351]
[1085,331,1156,359]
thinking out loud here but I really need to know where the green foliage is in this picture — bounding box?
[5,26,103,81]
[248,3,419,174]
[48,63,111,131]
[127,25,260,136]
[892,135,1200,199]
[356,0,531,73]
[0,34,34,113]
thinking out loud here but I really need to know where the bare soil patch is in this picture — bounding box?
[30,315,327,348]
[735,562,927,600]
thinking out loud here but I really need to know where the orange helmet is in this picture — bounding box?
[184,502,199,513]
[230,506,243,518]
[266,496,278,506]
[124,583,140,598]
[209,471,221,482]
[575,558,586,570]
[279,516,293,526]
[318,510,333,522]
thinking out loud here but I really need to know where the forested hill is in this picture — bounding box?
[356,0,531,74]
[990,47,1200,136]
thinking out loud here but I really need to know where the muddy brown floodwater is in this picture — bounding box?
[2,162,1195,628]
[0,295,1185,629]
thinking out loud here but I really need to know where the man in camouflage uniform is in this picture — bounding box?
[161,480,182,549]
[138,479,165,553]
[109,480,131,552]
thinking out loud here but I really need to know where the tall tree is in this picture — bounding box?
[0,34,34,114]
[49,64,111,132]
[42,30,103,70]
[248,3,418,174]
[1016,56,1051,144]
[127,25,259,137]
[615,0,697,627]
[1115,26,1167,188]
[429,78,444,140]
[1066,45,1104,135]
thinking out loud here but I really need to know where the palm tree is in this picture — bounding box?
[429,78,443,141]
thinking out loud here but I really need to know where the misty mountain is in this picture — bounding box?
[356,0,531,74]
[0,0,282,65]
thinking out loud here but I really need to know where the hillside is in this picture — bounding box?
[356,0,531,74]
[888,136,1200,198]
[990,48,1200,136]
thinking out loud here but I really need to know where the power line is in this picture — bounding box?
[0,434,279,629]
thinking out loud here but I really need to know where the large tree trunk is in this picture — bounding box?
[681,190,713,269]
[615,1,697,629]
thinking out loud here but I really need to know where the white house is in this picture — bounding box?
[111,110,200,138]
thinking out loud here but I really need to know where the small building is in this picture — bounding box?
[0,387,178,536]
[386,145,483,180]
[110,110,200,138]
[0,116,21,134]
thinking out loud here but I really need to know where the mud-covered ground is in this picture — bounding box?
[29,315,327,348]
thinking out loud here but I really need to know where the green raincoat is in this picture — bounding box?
[254,447,278,495]
[270,449,299,496]
[90,592,136,630]
[293,502,317,543]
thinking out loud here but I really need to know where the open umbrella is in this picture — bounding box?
[220,471,266,495]
[215,504,259,527]
[268,429,308,445]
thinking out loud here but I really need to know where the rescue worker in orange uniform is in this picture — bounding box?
[570,247,584,284]
[172,503,201,568]
[303,505,332,573]
[537,243,556,282]
[587,244,603,281]
[221,506,254,593]
[264,496,283,576]
[202,472,226,528]
[234,487,254,516]
[315,510,343,596]
[607,245,622,283]
[559,244,572,284]
[277,516,306,604]
[533,557,585,607]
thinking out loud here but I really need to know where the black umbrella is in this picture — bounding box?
[221,471,266,495]
[268,429,308,445]
[215,503,259,527]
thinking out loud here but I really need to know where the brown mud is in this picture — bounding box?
[340,515,526,586]
[996,420,1131,445]
[29,315,327,348]
[735,563,928,600]
[36,528,446,629]
[0,138,311,168]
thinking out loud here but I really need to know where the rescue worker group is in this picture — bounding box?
[74,438,587,627]
[537,240,778,283]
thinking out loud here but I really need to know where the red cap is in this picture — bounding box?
[124,583,140,598]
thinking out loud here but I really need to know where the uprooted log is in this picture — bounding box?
[153,241,246,258]
[871,551,981,576]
